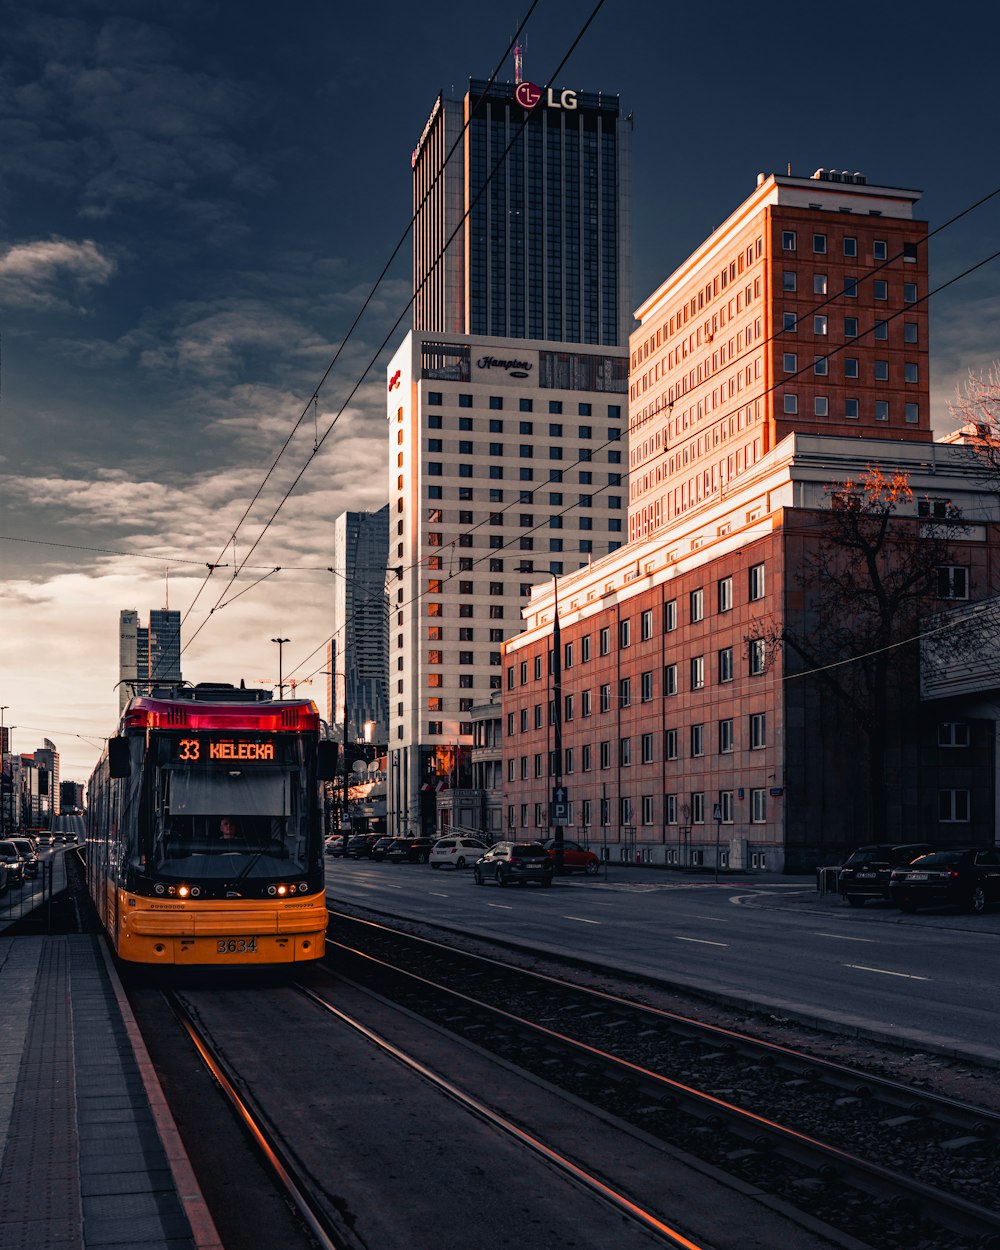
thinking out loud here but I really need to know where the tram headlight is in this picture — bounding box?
[190,887,201,898]
[154,884,165,895]
[298,882,308,893]
[178,885,190,898]
[277,884,288,896]
[267,885,276,896]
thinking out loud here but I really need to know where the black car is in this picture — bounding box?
[837,843,935,907]
[0,842,25,887]
[385,837,434,864]
[347,833,381,860]
[473,841,555,888]
[9,839,39,877]
[889,848,1000,914]
[369,836,397,862]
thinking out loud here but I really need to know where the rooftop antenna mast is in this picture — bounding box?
[514,38,524,84]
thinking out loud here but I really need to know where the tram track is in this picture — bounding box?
[322,909,1000,1250]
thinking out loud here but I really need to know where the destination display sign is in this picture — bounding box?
[175,736,277,764]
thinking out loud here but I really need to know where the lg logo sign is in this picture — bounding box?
[514,81,578,112]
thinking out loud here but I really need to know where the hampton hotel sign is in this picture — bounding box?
[474,353,536,383]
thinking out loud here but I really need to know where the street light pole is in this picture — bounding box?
[0,706,7,835]
[270,637,290,699]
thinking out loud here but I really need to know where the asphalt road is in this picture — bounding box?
[326,859,1000,1065]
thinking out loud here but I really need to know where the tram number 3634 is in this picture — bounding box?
[217,937,257,954]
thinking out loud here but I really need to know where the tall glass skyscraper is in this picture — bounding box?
[326,507,389,743]
[412,79,631,346]
[119,608,182,710]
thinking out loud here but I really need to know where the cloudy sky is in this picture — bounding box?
[2,0,999,783]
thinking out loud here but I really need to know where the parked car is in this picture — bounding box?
[0,862,7,894]
[889,848,1000,914]
[347,833,381,860]
[542,838,601,875]
[385,837,434,864]
[430,836,490,869]
[370,836,397,862]
[473,841,555,888]
[324,835,348,857]
[837,843,936,907]
[0,842,25,887]
[8,839,39,877]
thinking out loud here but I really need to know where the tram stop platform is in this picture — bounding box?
[0,865,221,1249]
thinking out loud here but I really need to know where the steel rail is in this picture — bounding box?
[327,907,1000,1135]
[293,982,710,1250]
[323,927,1000,1247]
[164,991,350,1250]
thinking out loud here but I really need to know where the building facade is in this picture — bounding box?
[325,506,390,743]
[502,168,999,871]
[628,169,928,542]
[119,608,182,710]
[504,434,1000,872]
[386,330,627,837]
[412,78,631,346]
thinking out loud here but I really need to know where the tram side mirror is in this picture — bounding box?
[316,741,340,782]
[108,737,131,779]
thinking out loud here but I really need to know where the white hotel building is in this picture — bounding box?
[386,331,627,837]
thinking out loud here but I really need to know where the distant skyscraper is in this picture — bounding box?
[412,78,631,346]
[326,507,389,742]
[119,608,182,711]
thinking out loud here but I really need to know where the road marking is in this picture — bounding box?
[816,932,874,943]
[845,964,929,981]
[428,892,449,898]
[688,914,731,923]
[487,902,514,910]
[564,915,601,925]
[675,936,729,947]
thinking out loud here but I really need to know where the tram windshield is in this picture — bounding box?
[148,765,310,878]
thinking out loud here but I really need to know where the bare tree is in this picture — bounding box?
[951,364,1000,466]
[778,466,964,837]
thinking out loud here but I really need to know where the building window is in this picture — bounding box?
[874,359,889,381]
[691,793,705,824]
[815,396,828,417]
[664,664,677,695]
[619,619,631,649]
[812,233,827,254]
[665,794,678,824]
[719,790,734,823]
[749,638,766,675]
[690,588,704,623]
[873,279,888,301]
[641,795,654,825]
[814,355,828,376]
[905,403,919,424]
[690,656,705,689]
[599,627,611,655]
[750,789,766,823]
[600,741,611,769]
[691,724,704,757]
[782,270,797,292]
[814,315,828,336]
[719,718,734,754]
[783,352,797,373]
[749,563,765,600]
[619,737,631,767]
[784,393,798,414]
[875,401,889,421]
[843,236,857,257]
[582,689,592,716]
[641,608,654,640]
[641,671,653,702]
[664,599,677,631]
[937,566,968,600]
[718,647,733,683]
[842,276,857,298]
[905,363,919,384]
[874,320,888,341]
[458,394,472,407]
[844,318,858,339]
[750,713,766,749]
[582,743,592,771]
[939,790,970,822]
[428,721,443,736]
[873,239,887,261]
[665,729,678,760]
[845,398,859,419]
[519,398,533,412]
[904,282,917,304]
[844,357,859,378]
[599,683,611,713]
[489,395,503,410]
[582,635,591,662]
[783,313,797,334]
[938,722,971,748]
[814,273,827,295]
[782,230,796,250]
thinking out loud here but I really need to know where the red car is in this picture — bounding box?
[543,838,601,875]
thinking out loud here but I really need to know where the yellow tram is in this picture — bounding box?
[87,684,336,967]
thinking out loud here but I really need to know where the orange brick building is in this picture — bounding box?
[501,171,1000,872]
